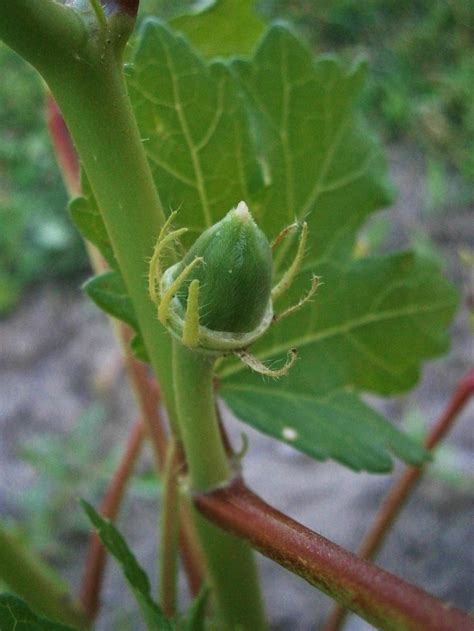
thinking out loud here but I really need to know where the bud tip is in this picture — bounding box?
[234,201,251,223]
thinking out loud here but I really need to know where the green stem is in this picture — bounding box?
[159,439,180,617]
[173,343,266,630]
[0,527,87,628]
[0,2,179,426]
[48,60,179,425]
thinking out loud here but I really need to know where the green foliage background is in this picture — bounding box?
[0,45,87,314]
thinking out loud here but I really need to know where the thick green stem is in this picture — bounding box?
[0,7,264,627]
[0,527,87,628]
[48,61,179,426]
[173,343,266,630]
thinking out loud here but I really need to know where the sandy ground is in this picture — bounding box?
[0,145,473,630]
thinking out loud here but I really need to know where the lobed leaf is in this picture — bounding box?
[81,501,173,631]
[0,594,78,631]
[130,22,458,472]
[232,25,394,266]
[127,19,264,247]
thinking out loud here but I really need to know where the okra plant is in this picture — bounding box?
[0,2,472,630]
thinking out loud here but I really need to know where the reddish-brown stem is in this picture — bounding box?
[46,95,80,195]
[194,478,474,631]
[80,418,146,619]
[120,325,168,470]
[324,369,474,631]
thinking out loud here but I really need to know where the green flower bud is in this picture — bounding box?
[176,202,272,333]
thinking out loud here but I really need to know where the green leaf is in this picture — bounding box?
[178,586,210,631]
[69,175,116,269]
[221,386,425,473]
[131,331,150,363]
[170,0,265,59]
[130,23,458,471]
[233,26,394,264]
[74,176,148,361]
[0,594,78,631]
[220,252,457,470]
[83,270,139,331]
[128,19,264,246]
[81,501,173,631]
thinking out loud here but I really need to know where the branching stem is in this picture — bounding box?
[173,342,266,630]
[195,477,474,631]
[324,369,474,631]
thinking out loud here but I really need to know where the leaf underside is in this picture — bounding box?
[122,21,458,472]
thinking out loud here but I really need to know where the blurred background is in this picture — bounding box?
[0,1,473,629]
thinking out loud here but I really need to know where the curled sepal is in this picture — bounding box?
[272,222,308,302]
[234,349,298,379]
[273,275,322,323]
[158,256,204,326]
[148,211,187,305]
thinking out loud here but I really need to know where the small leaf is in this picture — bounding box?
[178,586,210,631]
[81,501,173,631]
[0,594,78,631]
[130,332,150,363]
[83,270,138,331]
[69,197,116,269]
[69,180,116,269]
[170,0,265,59]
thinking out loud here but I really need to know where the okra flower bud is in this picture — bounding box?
[176,202,272,333]
[149,201,318,375]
